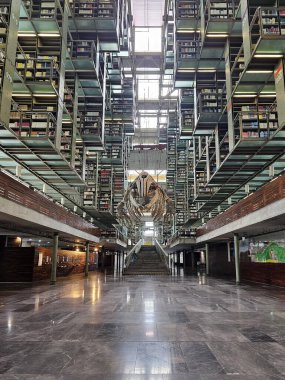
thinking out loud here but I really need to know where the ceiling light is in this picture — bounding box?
[247,70,273,74]
[12,93,32,97]
[34,94,57,97]
[207,33,228,38]
[254,54,283,58]
[38,33,60,37]
[234,94,256,98]
[177,69,195,73]
[176,29,195,33]
[18,33,36,37]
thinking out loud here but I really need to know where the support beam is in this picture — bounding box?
[234,234,240,284]
[205,243,209,275]
[191,251,195,271]
[85,241,90,277]
[227,241,231,262]
[50,232,59,285]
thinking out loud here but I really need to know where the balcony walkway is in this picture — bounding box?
[196,172,285,243]
[0,171,100,243]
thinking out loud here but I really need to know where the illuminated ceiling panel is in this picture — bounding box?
[132,0,165,27]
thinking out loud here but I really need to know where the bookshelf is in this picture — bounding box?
[9,111,56,138]
[70,40,97,61]
[105,123,123,139]
[197,88,225,114]
[236,104,278,139]
[0,5,8,91]
[97,166,112,212]
[73,0,116,19]
[31,0,58,19]
[175,139,189,227]
[81,110,102,137]
[259,8,285,36]
[176,0,198,19]
[206,1,234,19]
[112,168,124,215]
[177,38,201,60]
[101,142,123,163]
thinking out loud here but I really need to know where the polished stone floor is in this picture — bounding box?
[1,273,285,379]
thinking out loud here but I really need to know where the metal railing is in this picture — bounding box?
[69,40,97,62]
[206,0,237,20]
[176,0,199,19]
[234,110,278,141]
[154,239,170,272]
[123,239,143,271]
[250,7,285,40]
[72,0,117,20]
[9,111,57,139]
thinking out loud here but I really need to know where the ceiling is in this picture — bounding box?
[132,0,165,26]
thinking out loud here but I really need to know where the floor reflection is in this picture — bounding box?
[0,273,285,378]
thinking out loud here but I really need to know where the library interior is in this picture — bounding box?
[1,0,285,378]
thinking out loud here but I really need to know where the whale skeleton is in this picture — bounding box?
[117,171,175,227]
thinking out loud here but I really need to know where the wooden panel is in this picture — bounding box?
[33,247,97,281]
[197,173,285,237]
[241,262,285,287]
[0,172,100,238]
[0,248,35,282]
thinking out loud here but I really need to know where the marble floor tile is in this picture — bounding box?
[207,342,282,376]
[1,274,285,378]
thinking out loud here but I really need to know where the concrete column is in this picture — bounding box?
[50,232,59,285]
[85,241,90,277]
[191,251,195,271]
[234,234,240,284]
[205,243,209,275]
[227,241,231,262]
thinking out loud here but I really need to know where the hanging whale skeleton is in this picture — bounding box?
[117,171,175,227]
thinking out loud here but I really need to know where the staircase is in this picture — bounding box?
[124,245,169,275]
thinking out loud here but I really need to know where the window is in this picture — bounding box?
[140,117,157,129]
[159,116,167,124]
[138,80,159,100]
[135,27,162,53]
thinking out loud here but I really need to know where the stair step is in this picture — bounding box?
[125,246,169,276]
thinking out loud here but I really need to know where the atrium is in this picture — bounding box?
[1,0,285,378]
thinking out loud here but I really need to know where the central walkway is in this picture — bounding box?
[1,274,285,379]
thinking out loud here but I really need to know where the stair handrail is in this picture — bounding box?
[154,239,169,271]
[124,239,143,270]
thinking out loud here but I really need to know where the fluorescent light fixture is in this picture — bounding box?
[259,94,276,97]
[34,94,57,97]
[254,54,283,58]
[38,33,60,37]
[18,33,36,37]
[177,69,195,73]
[207,33,228,37]
[234,94,256,97]
[12,93,32,97]
[136,68,160,72]
[176,29,195,33]
[247,70,273,74]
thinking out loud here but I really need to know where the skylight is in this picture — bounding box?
[135,27,162,53]
[138,80,159,100]
[140,117,158,129]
